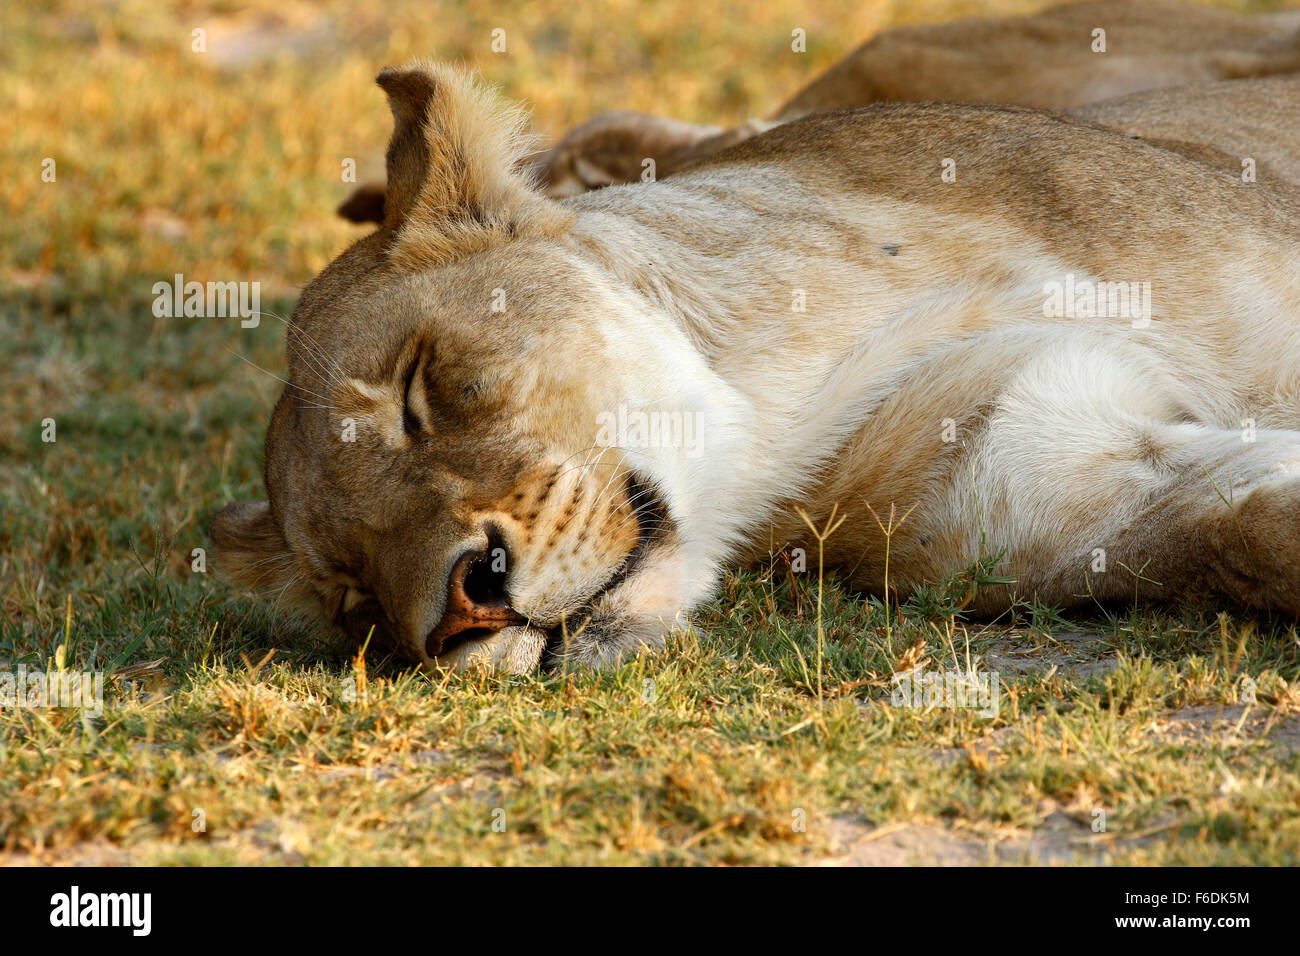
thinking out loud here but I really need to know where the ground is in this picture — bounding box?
[3,0,1299,866]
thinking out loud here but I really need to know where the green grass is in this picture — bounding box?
[3,0,1300,865]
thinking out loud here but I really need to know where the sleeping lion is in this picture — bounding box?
[212,63,1300,673]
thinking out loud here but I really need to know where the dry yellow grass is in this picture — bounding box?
[3,0,1299,866]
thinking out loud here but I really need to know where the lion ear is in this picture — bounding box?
[209,501,293,592]
[337,181,386,224]
[375,63,571,262]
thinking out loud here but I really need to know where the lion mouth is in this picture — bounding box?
[542,473,669,655]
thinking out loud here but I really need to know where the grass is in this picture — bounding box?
[3,0,1300,865]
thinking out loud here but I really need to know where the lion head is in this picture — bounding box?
[211,64,734,673]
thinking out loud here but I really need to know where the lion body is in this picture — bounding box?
[573,103,1300,615]
[216,63,1300,673]
[1069,75,1300,187]
[776,0,1300,119]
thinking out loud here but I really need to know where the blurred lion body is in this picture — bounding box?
[538,0,1300,196]
[546,72,1300,199]
[775,0,1300,117]
[1070,75,1300,187]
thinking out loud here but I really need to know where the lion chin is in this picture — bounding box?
[214,55,1300,675]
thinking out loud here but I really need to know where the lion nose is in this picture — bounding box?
[425,547,524,657]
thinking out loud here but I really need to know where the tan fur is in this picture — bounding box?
[338,1,1300,214]
[528,0,1300,196]
[776,0,1300,118]
[1070,75,1300,187]
[217,62,1300,675]
[532,116,769,200]
[340,71,1300,223]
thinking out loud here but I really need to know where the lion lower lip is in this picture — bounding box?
[434,625,498,657]
[537,562,625,657]
[428,622,548,662]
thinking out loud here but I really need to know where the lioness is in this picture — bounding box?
[336,0,1300,213]
[213,63,1300,674]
